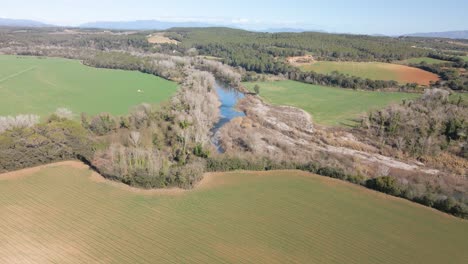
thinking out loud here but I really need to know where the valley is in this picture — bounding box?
[0,163,466,263]
[0,5,467,262]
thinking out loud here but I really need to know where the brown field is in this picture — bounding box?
[1,162,467,263]
[395,64,440,85]
[296,61,440,85]
[147,33,179,44]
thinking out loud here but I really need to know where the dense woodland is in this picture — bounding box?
[171,28,431,63]
[167,28,468,91]
[362,89,467,162]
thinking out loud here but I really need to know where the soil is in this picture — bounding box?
[286,55,315,66]
[147,33,179,45]
[395,65,439,85]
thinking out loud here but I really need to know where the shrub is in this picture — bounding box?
[193,144,209,158]
[365,176,402,196]
[167,161,205,189]
[0,119,93,172]
[89,113,117,136]
[317,166,347,180]
[253,84,260,94]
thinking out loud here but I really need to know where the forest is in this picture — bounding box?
[167,28,468,90]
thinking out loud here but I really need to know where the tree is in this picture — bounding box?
[253,84,260,95]
[366,176,402,196]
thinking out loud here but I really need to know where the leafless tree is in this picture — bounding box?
[55,108,73,119]
[0,114,40,133]
[129,131,141,147]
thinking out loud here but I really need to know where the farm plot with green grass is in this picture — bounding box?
[244,80,419,126]
[461,56,468,61]
[0,55,178,117]
[0,164,467,263]
[299,61,439,85]
[399,57,448,64]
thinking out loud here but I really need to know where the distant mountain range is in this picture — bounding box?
[80,20,215,30]
[80,21,316,33]
[0,18,50,27]
[257,28,308,33]
[1,17,467,39]
[404,30,468,39]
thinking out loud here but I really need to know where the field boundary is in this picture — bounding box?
[1,160,465,220]
[0,66,37,84]
[0,161,188,196]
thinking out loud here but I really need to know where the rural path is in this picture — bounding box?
[0,66,37,84]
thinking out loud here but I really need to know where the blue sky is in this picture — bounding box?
[1,0,467,34]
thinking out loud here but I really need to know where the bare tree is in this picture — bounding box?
[129,131,141,147]
[55,108,73,119]
[0,114,40,133]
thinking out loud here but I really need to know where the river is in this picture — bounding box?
[211,82,245,152]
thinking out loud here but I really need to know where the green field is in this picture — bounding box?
[0,55,178,117]
[244,81,419,126]
[399,57,447,64]
[0,164,466,263]
[461,56,468,62]
[298,61,438,85]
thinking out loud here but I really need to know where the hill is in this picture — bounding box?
[0,163,466,263]
[80,20,214,30]
[0,18,50,27]
[405,30,468,39]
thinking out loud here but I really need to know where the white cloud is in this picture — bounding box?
[231,18,249,24]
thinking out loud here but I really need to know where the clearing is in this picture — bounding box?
[297,61,439,85]
[244,80,419,126]
[0,163,466,263]
[0,55,178,117]
[147,33,179,44]
[286,55,315,66]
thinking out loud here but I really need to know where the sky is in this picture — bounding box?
[1,0,467,35]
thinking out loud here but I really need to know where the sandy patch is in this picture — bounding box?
[286,55,314,66]
[147,33,179,45]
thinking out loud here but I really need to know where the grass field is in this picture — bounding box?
[0,55,178,117]
[0,164,467,263]
[299,61,439,85]
[244,81,419,126]
[399,57,447,64]
[461,56,468,62]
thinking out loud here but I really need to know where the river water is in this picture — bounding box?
[211,82,245,152]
